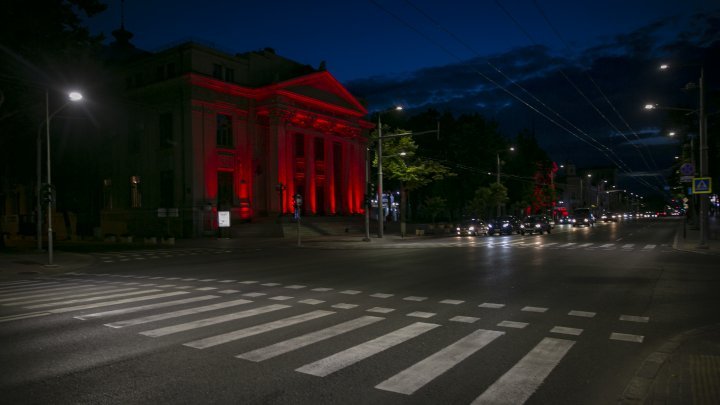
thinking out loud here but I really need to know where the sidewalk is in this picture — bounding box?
[622,214,720,404]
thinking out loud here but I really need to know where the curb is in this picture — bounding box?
[619,323,720,404]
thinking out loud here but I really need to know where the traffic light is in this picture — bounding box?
[40,183,55,205]
[367,182,376,195]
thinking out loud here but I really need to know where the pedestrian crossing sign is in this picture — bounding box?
[692,177,712,194]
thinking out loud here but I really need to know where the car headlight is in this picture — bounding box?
[571,219,576,223]
[488,224,493,228]
[535,224,541,228]
[584,218,588,222]
[456,227,460,231]
[502,223,509,227]
[469,226,475,231]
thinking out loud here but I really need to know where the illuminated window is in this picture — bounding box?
[130,176,142,208]
[216,114,233,147]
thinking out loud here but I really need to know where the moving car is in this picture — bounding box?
[520,215,552,235]
[487,216,522,235]
[571,208,595,227]
[600,212,619,222]
[456,219,488,236]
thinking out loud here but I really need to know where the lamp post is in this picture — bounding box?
[376,106,402,238]
[496,146,515,216]
[654,63,708,247]
[44,90,83,266]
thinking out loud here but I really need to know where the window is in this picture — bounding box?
[160,171,174,208]
[216,114,233,147]
[217,171,234,209]
[159,113,173,147]
[213,63,223,79]
[225,68,234,83]
[314,138,324,160]
[130,176,142,208]
[295,134,304,157]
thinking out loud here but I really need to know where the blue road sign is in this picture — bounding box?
[692,177,712,194]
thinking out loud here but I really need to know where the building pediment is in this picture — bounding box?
[263,71,367,118]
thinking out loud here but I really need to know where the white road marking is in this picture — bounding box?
[471,337,575,405]
[105,298,253,328]
[540,243,558,248]
[619,315,650,323]
[0,285,121,304]
[370,293,393,298]
[298,299,325,305]
[24,289,158,309]
[576,243,593,248]
[367,307,395,314]
[439,299,465,305]
[219,280,236,283]
[269,296,293,301]
[239,281,258,284]
[140,304,290,337]
[642,244,656,250]
[403,296,427,302]
[184,310,334,349]
[75,295,218,320]
[568,310,596,318]
[610,332,644,343]
[237,316,384,362]
[376,329,504,395]
[340,290,362,295]
[479,303,505,309]
[407,311,436,319]
[621,244,634,249]
[218,290,239,294]
[332,303,358,309]
[0,311,51,323]
[195,287,217,291]
[48,291,191,314]
[497,321,528,329]
[285,285,306,289]
[521,306,548,313]
[296,322,440,377]
[556,243,576,248]
[242,292,266,297]
[450,316,480,323]
[0,283,82,296]
[550,326,583,336]
[599,243,615,249]
[262,283,281,287]
[311,287,333,292]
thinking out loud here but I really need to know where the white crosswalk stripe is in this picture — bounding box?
[105,298,254,328]
[471,337,575,404]
[0,282,81,294]
[184,310,335,349]
[375,328,504,395]
[75,295,219,320]
[2,287,138,306]
[24,289,158,309]
[47,291,191,314]
[237,315,384,362]
[139,304,289,337]
[296,322,440,377]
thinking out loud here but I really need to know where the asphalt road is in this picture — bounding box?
[1,218,718,404]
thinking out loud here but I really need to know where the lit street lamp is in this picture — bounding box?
[654,62,708,248]
[42,90,83,266]
[496,146,515,216]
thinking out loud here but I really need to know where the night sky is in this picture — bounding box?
[85,0,719,195]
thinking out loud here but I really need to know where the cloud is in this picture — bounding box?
[345,10,719,175]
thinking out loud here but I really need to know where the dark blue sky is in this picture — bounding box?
[86,1,719,196]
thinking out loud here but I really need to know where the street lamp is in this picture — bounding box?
[376,105,403,238]
[496,146,515,216]
[656,62,708,248]
[43,90,83,266]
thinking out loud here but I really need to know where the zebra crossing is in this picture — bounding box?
[317,240,672,251]
[94,248,233,263]
[0,277,650,403]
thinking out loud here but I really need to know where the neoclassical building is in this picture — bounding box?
[101,35,372,237]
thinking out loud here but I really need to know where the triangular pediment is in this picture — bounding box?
[266,71,367,117]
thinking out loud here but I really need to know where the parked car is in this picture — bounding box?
[571,208,595,227]
[487,216,522,235]
[520,215,552,235]
[456,219,488,236]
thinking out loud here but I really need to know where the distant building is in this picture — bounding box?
[101,33,372,237]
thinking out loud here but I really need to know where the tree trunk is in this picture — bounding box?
[400,183,407,237]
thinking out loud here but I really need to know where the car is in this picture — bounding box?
[487,216,522,235]
[600,212,619,222]
[571,208,595,227]
[456,219,488,236]
[520,215,552,235]
[555,215,571,225]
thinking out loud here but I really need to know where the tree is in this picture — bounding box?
[422,196,447,227]
[373,130,455,236]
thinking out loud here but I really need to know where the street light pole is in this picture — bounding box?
[698,65,709,248]
[496,152,501,217]
[377,114,384,238]
[363,146,371,241]
[45,90,83,266]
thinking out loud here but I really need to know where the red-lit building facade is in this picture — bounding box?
[101,42,372,237]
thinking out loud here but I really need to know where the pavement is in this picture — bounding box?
[1,216,719,404]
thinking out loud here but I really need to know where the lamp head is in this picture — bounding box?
[68,91,83,102]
